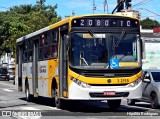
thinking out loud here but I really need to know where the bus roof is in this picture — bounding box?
[16,14,139,43]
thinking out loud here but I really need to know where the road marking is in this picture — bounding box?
[0,81,14,86]
[122,104,157,111]
[17,116,41,119]
[48,106,61,110]
[20,107,40,110]
[2,89,14,92]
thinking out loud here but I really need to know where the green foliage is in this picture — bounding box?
[141,17,160,29]
[0,0,61,55]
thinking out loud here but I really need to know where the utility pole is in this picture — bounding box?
[104,0,108,14]
[72,10,75,16]
[104,0,106,14]
[93,0,96,14]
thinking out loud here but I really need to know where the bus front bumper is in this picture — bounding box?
[68,81,142,100]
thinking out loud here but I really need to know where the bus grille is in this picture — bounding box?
[89,92,129,98]
[81,72,134,78]
[89,84,128,86]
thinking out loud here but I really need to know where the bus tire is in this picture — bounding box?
[25,83,31,102]
[107,100,121,109]
[54,88,65,109]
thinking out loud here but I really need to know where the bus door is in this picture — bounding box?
[32,38,39,97]
[17,45,23,92]
[59,24,68,98]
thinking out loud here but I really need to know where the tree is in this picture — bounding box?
[0,0,61,56]
[141,17,160,29]
[0,12,29,54]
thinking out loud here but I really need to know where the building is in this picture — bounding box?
[0,52,15,66]
[141,28,160,69]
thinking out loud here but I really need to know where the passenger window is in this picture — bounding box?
[51,44,58,58]
[44,46,51,58]
[39,48,43,60]
[51,29,58,58]
[39,31,52,60]
[23,40,28,62]
[41,34,45,47]
[28,39,33,49]
[39,34,45,60]
[23,51,27,62]
[16,47,19,64]
[45,32,51,45]
[28,51,32,61]
[27,39,33,62]
[52,30,58,43]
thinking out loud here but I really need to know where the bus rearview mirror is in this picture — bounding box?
[64,35,71,48]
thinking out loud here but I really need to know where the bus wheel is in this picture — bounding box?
[54,88,65,109]
[107,100,121,109]
[151,93,159,109]
[25,84,31,102]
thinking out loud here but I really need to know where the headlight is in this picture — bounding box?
[70,76,91,88]
[128,78,142,87]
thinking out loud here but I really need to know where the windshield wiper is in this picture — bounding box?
[88,30,97,39]
[88,30,98,46]
[114,29,126,48]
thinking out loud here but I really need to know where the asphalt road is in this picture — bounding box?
[0,80,160,119]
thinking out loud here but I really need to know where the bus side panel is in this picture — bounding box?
[27,62,33,95]
[48,59,59,97]
[22,63,27,93]
[38,60,48,97]
[15,64,19,91]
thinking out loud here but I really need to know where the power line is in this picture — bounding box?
[139,8,160,17]
[133,0,151,7]
[132,0,153,8]
[141,15,160,18]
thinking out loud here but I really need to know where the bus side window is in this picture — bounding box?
[16,47,19,64]
[51,45,58,58]
[40,31,52,59]
[28,39,33,62]
[28,51,32,61]
[23,51,27,62]
[39,33,45,60]
[45,46,51,58]
[52,30,58,43]
[41,34,45,47]
[51,29,58,58]
[45,32,51,45]
[23,40,28,62]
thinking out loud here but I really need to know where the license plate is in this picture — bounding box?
[103,91,115,96]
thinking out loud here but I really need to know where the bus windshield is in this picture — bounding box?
[70,32,140,69]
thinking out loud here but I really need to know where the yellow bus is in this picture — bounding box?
[15,14,145,109]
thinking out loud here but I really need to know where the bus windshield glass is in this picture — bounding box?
[70,32,140,69]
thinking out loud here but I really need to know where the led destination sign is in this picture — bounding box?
[72,17,139,28]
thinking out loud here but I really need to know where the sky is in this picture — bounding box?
[0,0,160,21]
